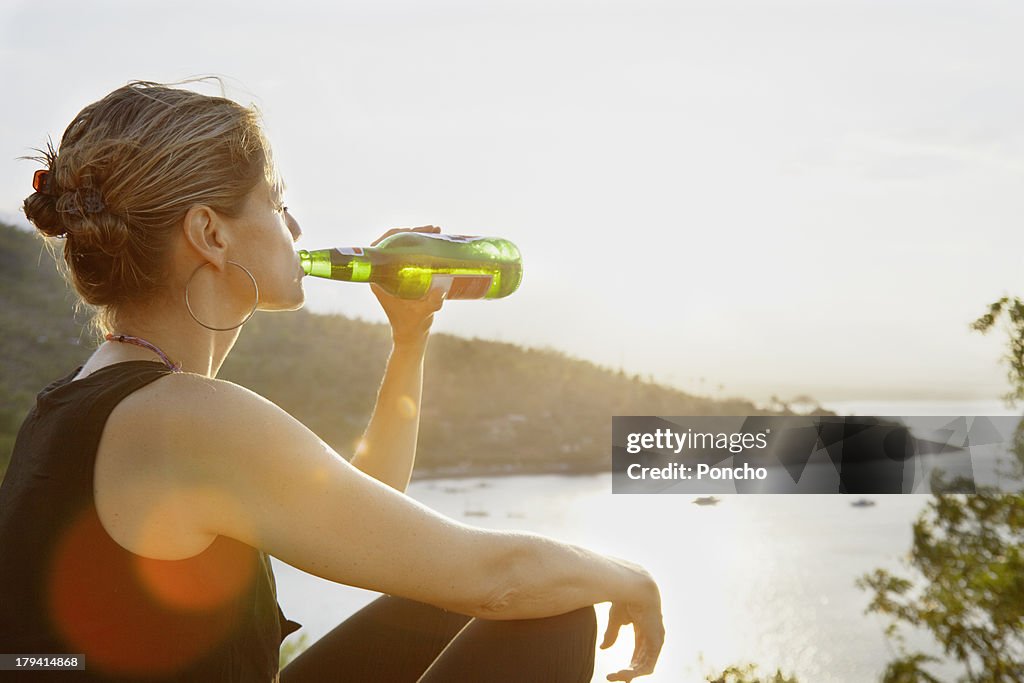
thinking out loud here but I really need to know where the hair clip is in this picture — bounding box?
[79,188,106,215]
[32,169,50,193]
[58,188,106,218]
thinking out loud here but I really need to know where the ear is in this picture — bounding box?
[182,204,229,271]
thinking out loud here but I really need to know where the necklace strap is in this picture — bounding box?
[105,333,183,373]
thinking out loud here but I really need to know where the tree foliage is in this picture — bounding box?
[844,296,1024,681]
[971,296,1024,405]
[857,486,1024,682]
[705,662,800,683]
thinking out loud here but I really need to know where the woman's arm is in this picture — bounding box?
[350,291,440,493]
[118,372,662,679]
[349,226,444,492]
[350,339,427,492]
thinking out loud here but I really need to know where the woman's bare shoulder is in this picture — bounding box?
[95,372,294,555]
[110,370,285,436]
[122,369,263,403]
[103,369,309,495]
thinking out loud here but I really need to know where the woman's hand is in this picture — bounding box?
[370,225,446,347]
[600,567,665,682]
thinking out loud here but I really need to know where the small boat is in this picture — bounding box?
[692,496,720,506]
[850,498,876,507]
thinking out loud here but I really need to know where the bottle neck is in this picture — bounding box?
[299,248,374,282]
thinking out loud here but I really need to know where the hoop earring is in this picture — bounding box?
[184,260,259,332]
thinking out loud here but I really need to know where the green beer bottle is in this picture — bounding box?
[298,233,523,300]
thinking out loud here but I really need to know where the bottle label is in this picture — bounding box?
[432,274,494,299]
[338,247,364,256]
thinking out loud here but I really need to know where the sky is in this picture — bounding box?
[2,0,1023,403]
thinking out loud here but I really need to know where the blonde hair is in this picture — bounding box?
[23,79,279,334]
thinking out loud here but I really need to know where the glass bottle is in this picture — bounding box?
[298,233,523,300]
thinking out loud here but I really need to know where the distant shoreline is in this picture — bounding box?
[821,399,1020,416]
[412,461,608,481]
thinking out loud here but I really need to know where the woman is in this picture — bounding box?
[0,81,664,682]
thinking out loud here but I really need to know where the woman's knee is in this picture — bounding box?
[415,606,598,682]
[482,604,597,646]
[556,604,598,643]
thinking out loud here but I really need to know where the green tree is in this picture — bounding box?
[705,662,800,683]
[848,299,1024,682]
[971,296,1024,405]
[856,484,1024,682]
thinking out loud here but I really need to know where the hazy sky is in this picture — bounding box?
[2,0,1022,402]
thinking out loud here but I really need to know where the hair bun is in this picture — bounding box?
[64,208,131,255]
[23,189,67,238]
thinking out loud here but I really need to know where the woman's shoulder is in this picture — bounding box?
[114,369,271,417]
[95,372,288,559]
[103,369,295,472]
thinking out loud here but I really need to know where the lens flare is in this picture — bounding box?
[130,487,258,611]
[397,395,418,419]
[47,503,258,677]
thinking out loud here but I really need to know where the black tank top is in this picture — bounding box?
[0,361,302,682]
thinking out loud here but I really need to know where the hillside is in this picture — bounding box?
[0,221,779,480]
